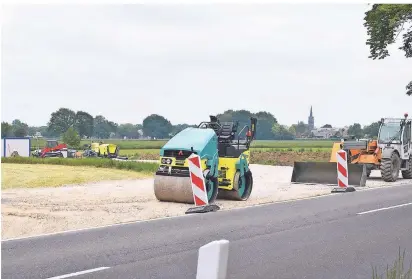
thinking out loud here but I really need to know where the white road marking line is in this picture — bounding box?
[46,267,110,279]
[357,202,412,215]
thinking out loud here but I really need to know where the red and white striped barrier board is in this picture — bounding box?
[188,153,209,206]
[336,149,349,188]
[332,149,355,193]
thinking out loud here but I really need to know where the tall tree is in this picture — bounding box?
[272,123,295,140]
[11,119,29,137]
[142,114,172,139]
[364,4,412,95]
[75,111,94,138]
[32,126,54,138]
[254,111,278,140]
[290,121,309,137]
[62,127,81,148]
[47,108,76,136]
[93,115,118,139]
[347,123,364,138]
[117,123,140,139]
[288,125,296,137]
[171,124,195,136]
[1,122,12,137]
[363,122,381,138]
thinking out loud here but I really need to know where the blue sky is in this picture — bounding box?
[1,3,411,127]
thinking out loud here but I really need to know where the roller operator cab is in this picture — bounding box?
[153,115,257,204]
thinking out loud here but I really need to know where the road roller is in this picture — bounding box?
[153,115,257,204]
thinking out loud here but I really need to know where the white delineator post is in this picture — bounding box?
[332,149,355,193]
[196,240,230,279]
[188,153,209,206]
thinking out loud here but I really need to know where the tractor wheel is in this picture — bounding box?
[381,152,401,182]
[203,169,218,204]
[217,170,253,201]
[401,156,412,179]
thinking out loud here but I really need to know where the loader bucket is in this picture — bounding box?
[291,162,367,187]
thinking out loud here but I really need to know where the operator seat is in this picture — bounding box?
[218,122,235,142]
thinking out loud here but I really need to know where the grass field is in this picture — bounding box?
[30,139,336,150]
[1,157,159,173]
[118,147,331,158]
[116,148,331,165]
[1,164,150,189]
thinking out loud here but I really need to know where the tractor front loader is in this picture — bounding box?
[291,113,412,185]
[153,115,257,204]
[32,140,68,158]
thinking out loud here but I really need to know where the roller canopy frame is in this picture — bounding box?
[291,161,367,187]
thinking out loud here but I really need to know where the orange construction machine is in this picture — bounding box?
[292,113,412,185]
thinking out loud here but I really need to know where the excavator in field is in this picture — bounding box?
[291,113,412,185]
[32,140,68,158]
[153,115,257,204]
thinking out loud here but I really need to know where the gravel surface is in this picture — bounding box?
[2,164,411,240]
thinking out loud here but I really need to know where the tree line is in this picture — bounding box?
[1,107,383,141]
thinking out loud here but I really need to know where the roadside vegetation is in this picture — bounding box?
[1,164,151,189]
[1,157,159,173]
[24,139,335,166]
[29,139,336,151]
[6,140,334,167]
[372,249,412,279]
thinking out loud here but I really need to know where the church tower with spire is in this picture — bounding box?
[308,106,314,131]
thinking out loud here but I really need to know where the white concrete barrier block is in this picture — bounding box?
[196,239,230,279]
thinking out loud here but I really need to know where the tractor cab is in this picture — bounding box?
[46,140,59,148]
[377,115,411,146]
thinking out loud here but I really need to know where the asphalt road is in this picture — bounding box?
[2,184,412,279]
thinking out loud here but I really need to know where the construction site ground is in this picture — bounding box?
[2,164,411,240]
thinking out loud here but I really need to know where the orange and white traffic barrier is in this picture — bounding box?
[332,150,356,193]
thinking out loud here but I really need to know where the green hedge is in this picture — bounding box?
[29,139,335,151]
[1,157,159,173]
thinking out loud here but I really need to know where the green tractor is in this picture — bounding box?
[153,115,257,204]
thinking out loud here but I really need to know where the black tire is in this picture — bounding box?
[217,170,253,201]
[366,169,371,178]
[381,152,401,182]
[204,169,218,204]
[401,156,412,179]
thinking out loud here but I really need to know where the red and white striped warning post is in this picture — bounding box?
[185,153,220,214]
[332,150,356,193]
[188,153,209,206]
[337,149,349,187]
